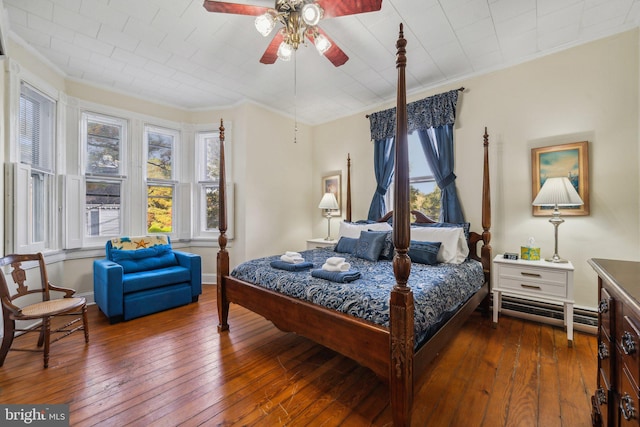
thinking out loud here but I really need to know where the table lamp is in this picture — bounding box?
[532,177,583,263]
[318,192,339,240]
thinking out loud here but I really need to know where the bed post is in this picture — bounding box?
[390,23,413,427]
[481,127,492,303]
[346,153,352,222]
[217,119,230,332]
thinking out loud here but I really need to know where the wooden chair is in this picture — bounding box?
[0,253,89,368]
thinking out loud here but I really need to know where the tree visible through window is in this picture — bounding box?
[408,132,440,220]
[145,126,177,233]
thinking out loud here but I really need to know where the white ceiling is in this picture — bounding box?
[3,0,640,125]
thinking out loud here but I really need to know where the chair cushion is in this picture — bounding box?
[122,266,191,294]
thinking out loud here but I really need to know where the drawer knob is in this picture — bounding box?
[621,393,636,421]
[598,299,609,314]
[596,387,607,405]
[598,342,609,360]
[622,331,636,355]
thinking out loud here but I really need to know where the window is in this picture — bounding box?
[197,130,222,234]
[145,125,177,233]
[408,132,441,220]
[82,112,127,238]
[17,82,56,250]
[388,132,441,220]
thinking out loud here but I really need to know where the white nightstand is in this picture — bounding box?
[492,254,575,346]
[306,238,338,250]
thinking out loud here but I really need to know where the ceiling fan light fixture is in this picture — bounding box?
[255,12,276,36]
[314,33,331,54]
[277,41,293,61]
[301,3,322,26]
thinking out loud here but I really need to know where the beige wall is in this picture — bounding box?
[313,29,640,309]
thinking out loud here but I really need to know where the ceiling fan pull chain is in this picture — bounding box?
[294,49,298,143]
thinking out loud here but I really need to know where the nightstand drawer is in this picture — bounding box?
[498,264,568,285]
[497,277,568,298]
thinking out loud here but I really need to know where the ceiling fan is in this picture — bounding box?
[203,0,383,66]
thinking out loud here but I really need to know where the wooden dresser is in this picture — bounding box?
[589,258,640,426]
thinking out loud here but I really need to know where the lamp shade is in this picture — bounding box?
[532,177,584,207]
[318,192,339,210]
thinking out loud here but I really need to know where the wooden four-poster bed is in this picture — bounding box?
[215,24,492,426]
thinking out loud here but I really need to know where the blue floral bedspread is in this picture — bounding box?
[230,248,485,348]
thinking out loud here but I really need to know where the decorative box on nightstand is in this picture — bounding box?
[306,238,338,250]
[492,254,575,346]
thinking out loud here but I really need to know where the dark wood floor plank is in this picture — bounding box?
[0,286,597,426]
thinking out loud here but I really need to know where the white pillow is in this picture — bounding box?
[410,226,468,264]
[338,221,392,239]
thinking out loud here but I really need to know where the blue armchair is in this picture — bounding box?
[93,235,202,324]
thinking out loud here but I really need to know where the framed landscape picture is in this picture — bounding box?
[321,173,341,216]
[531,141,589,216]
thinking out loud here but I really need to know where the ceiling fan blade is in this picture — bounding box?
[203,0,271,16]
[310,28,349,67]
[260,31,285,64]
[316,0,382,18]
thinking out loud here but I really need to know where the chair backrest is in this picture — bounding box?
[0,253,50,307]
[105,235,172,261]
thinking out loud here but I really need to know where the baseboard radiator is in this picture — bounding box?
[497,295,598,335]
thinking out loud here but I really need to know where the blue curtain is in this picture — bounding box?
[417,125,465,223]
[367,89,464,222]
[367,108,397,220]
[367,137,395,220]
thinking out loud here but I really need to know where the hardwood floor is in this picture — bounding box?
[0,285,596,426]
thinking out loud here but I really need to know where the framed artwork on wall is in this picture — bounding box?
[531,141,589,216]
[321,173,341,217]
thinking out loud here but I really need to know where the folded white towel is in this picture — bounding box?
[322,262,350,272]
[325,256,346,266]
[285,251,302,258]
[281,254,304,264]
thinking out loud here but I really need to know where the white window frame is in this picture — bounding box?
[194,126,234,240]
[8,76,59,254]
[81,111,128,246]
[144,125,178,235]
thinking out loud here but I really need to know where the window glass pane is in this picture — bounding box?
[86,117,122,175]
[147,130,174,180]
[202,133,220,181]
[147,185,173,233]
[86,181,121,236]
[203,185,219,231]
[30,172,46,243]
[19,83,54,173]
[407,132,440,221]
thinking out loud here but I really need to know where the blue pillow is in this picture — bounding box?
[334,237,358,254]
[364,230,393,260]
[354,230,387,262]
[408,240,441,265]
[110,245,178,273]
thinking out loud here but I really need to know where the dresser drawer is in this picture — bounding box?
[620,314,640,393]
[496,276,567,298]
[599,334,613,387]
[600,286,614,341]
[620,367,640,426]
[498,264,568,285]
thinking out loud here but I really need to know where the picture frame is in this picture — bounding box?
[531,141,589,216]
[321,173,341,217]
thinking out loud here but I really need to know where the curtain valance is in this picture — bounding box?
[368,89,459,140]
